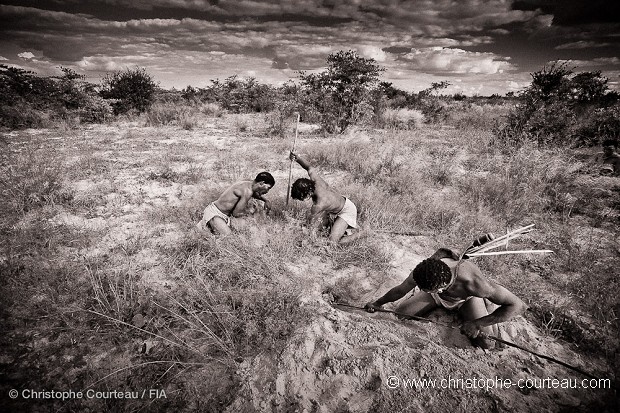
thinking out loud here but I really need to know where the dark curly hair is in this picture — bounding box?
[291,178,315,200]
[255,171,275,187]
[411,258,453,292]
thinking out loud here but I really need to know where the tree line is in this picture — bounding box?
[1,52,618,146]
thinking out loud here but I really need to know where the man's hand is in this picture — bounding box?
[289,151,297,162]
[262,199,271,212]
[460,320,483,338]
[364,302,381,313]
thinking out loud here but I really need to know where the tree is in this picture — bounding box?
[299,50,385,133]
[100,67,157,114]
[568,71,608,102]
[498,61,618,147]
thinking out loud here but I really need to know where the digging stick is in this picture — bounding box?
[286,112,300,206]
[333,302,600,380]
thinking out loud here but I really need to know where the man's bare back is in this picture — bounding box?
[365,256,526,348]
[197,172,274,236]
[214,180,257,217]
[290,152,360,243]
[309,173,346,216]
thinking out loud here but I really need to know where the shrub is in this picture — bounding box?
[572,104,620,146]
[497,62,619,148]
[145,102,200,129]
[378,108,425,130]
[0,65,107,129]
[199,102,225,117]
[145,102,181,126]
[77,94,112,123]
[265,99,299,138]
[100,67,157,115]
[298,50,385,133]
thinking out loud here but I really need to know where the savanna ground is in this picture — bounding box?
[1,104,619,412]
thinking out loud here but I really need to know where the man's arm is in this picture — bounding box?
[230,188,253,218]
[252,193,271,211]
[290,152,327,186]
[365,276,417,312]
[461,279,527,336]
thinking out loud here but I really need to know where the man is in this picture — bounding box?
[289,151,360,244]
[592,139,620,176]
[364,252,527,348]
[196,171,275,236]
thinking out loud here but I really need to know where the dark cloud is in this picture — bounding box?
[383,46,411,54]
[511,0,620,26]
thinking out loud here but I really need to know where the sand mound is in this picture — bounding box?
[227,235,610,412]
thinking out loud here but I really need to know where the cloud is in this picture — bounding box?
[357,45,387,62]
[555,40,610,50]
[511,0,620,26]
[18,51,35,59]
[399,47,514,74]
[0,56,8,61]
[552,58,620,68]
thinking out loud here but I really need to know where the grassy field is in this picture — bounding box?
[1,105,618,412]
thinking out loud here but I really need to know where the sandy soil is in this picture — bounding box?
[2,117,615,412]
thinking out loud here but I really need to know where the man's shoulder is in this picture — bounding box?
[456,260,483,280]
[230,180,253,191]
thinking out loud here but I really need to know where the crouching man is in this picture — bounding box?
[289,151,362,244]
[196,171,275,236]
[365,253,527,348]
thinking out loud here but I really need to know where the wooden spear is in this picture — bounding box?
[286,112,300,206]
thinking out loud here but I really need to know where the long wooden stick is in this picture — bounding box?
[463,224,534,256]
[333,302,600,380]
[286,112,300,206]
[467,249,554,257]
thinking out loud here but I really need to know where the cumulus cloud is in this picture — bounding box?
[0,56,8,61]
[76,55,151,71]
[357,45,387,62]
[18,51,35,59]
[399,47,514,74]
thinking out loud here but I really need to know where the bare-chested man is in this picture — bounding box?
[365,252,527,348]
[592,139,620,176]
[196,172,275,236]
[289,151,360,244]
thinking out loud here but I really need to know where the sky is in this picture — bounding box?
[0,0,619,96]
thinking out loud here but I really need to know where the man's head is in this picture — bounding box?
[253,171,275,195]
[410,258,453,293]
[291,178,315,201]
[602,139,618,156]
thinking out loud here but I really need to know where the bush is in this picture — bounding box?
[377,108,424,130]
[299,50,385,133]
[0,65,109,129]
[100,67,157,115]
[497,63,619,148]
[77,94,112,123]
[145,102,182,126]
[572,104,620,146]
[199,102,225,117]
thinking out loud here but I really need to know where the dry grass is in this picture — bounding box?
[2,105,619,411]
